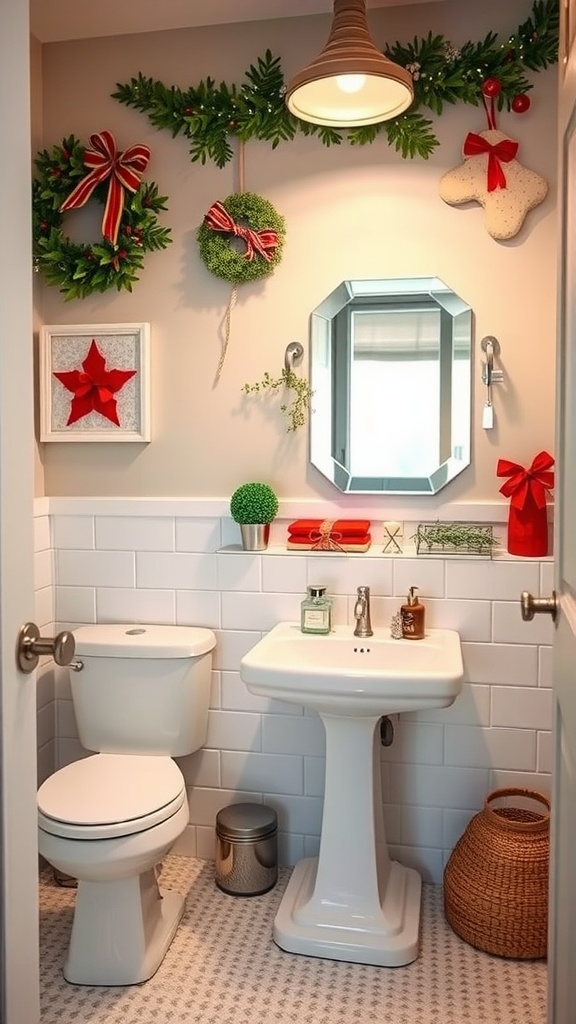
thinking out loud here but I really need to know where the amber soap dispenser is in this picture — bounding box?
[400,586,425,640]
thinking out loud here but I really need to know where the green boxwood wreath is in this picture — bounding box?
[197,192,286,285]
[33,135,172,301]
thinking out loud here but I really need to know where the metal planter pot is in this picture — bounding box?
[240,523,270,551]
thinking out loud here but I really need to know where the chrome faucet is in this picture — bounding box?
[353,586,373,637]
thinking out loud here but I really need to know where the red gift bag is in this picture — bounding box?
[496,452,554,556]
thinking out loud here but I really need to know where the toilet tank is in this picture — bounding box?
[70,624,216,757]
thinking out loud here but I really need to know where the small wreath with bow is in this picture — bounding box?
[197,192,285,285]
[33,132,172,301]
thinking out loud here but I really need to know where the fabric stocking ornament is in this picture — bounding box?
[439,80,547,240]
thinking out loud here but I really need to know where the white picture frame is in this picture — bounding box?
[39,322,151,442]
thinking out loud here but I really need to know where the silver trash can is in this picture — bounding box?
[215,803,278,896]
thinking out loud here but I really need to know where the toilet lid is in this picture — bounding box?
[38,754,186,840]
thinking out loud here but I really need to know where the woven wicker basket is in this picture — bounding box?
[443,787,550,959]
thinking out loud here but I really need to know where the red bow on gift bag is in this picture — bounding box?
[497,451,555,556]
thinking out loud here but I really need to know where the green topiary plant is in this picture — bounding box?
[230,482,279,524]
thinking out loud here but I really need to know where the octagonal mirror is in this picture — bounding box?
[309,277,472,495]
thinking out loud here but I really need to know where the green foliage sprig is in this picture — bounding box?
[414,522,497,556]
[242,367,314,433]
[33,136,171,300]
[112,1,558,165]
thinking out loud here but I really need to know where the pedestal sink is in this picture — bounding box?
[240,622,463,967]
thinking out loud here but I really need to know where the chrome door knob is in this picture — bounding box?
[520,590,558,622]
[17,622,76,673]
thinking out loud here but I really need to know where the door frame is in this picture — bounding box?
[0,1,41,1021]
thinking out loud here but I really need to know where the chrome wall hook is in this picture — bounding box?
[481,336,504,387]
[284,341,304,372]
[480,336,504,430]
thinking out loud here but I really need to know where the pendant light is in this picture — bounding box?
[285,0,414,128]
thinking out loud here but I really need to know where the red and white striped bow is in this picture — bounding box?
[59,130,151,246]
[204,201,279,262]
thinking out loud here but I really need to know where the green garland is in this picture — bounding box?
[33,136,172,300]
[198,192,285,284]
[112,0,558,166]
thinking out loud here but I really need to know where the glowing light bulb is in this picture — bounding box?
[336,74,366,94]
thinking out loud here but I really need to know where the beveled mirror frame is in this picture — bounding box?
[310,277,472,494]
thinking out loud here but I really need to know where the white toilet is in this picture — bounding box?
[37,623,216,987]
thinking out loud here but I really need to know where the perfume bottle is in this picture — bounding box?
[301,585,332,635]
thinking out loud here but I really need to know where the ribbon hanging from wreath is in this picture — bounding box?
[197,141,286,381]
[33,131,172,301]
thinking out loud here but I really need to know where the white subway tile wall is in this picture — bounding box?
[36,503,553,885]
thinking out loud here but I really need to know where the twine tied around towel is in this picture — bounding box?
[309,520,345,552]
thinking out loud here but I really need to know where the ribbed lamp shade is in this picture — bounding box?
[285,0,414,127]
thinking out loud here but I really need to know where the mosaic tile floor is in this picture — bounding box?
[39,856,547,1024]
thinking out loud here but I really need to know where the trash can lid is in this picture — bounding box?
[216,802,277,839]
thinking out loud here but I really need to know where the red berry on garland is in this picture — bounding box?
[482,77,502,98]
[184,107,195,115]
[512,93,531,114]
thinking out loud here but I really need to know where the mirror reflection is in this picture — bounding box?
[310,277,472,494]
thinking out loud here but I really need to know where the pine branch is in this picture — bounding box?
[515,0,560,70]
[384,113,439,160]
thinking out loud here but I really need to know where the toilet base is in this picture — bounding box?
[64,868,185,986]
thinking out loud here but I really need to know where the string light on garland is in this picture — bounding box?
[33,133,172,301]
[112,0,558,165]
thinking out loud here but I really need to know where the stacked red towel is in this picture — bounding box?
[287,519,371,552]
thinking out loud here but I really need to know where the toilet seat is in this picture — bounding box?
[38,753,186,840]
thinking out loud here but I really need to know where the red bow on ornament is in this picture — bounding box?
[204,201,279,262]
[54,340,136,426]
[463,132,519,191]
[497,451,554,557]
[59,130,151,246]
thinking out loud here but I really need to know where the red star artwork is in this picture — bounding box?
[54,339,137,427]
